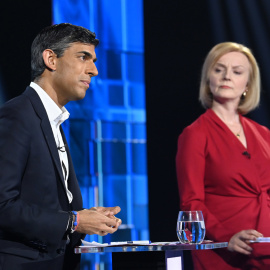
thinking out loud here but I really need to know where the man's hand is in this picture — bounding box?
[228,229,263,255]
[76,206,122,236]
[91,206,121,217]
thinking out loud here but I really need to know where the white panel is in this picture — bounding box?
[167,256,182,270]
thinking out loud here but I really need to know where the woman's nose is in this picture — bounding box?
[223,69,231,80]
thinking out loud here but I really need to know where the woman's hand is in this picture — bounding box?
[228,230,263,255]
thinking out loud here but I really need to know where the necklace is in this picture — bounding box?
[213,109,243,138]
[235,125,242,138]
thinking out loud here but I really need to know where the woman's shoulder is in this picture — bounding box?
[178,111,210,143]
[182,110,210,133]
[242,115,270,135]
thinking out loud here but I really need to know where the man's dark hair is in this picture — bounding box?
[31,23,99,81]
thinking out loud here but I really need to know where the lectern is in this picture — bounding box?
[75,241,228,270]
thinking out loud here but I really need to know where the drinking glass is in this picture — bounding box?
[176,210,205,244]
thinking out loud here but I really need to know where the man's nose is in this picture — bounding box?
[87,63,98,77]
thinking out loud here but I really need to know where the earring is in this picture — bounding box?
[241,91,247,100]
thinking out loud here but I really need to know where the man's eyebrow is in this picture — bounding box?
[77,51,97,62]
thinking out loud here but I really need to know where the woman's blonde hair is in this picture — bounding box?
[199,42,260,114]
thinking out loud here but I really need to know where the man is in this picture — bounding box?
[0,23,121,270]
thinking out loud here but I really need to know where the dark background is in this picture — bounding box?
[0,0,52,100]
[1,1,270,269]
[145,0,212,242]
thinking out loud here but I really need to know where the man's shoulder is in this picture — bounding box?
[1,96,29,115]
[2,87,40,108]
[0,87,39,118]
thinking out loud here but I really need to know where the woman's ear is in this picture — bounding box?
[42,49,57,71]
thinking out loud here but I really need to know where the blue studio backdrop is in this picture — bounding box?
[53,0,148,269]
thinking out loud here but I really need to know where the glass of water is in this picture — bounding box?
[176,210,205,244]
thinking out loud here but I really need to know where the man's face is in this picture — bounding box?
[52,42,98,106]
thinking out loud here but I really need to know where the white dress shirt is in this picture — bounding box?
[30,82,73,203]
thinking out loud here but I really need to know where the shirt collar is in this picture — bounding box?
[30,82,70,126]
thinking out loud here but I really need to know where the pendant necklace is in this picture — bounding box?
[235,126,242,138]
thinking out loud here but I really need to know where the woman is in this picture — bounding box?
[176,42,270,269]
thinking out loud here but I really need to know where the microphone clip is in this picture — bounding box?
[57,144,67,152]
[242,151,250,159]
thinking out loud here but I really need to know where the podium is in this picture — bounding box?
[75,241,228,270]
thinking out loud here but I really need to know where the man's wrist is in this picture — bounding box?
[71,211,78,233]
[67,211,74,233]
[67,211,79,234]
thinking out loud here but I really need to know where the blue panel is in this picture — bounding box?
[53,0,148,269]
[108,85,124,106]
[101,122,128,142]
[131,123,147,140]
[124,1,144,52]
[129,84,145,108]
[106,50,122,79]
[99,0,123,49]
[53,0,91,29]
[127,54,145,83]
[102,142,127,174]
[132,143,147,174]
[69,120,90,177]
[133,176,148,205]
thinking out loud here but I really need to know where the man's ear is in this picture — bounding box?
[42,49,57,71]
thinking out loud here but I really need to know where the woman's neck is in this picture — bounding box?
[211,103,240,125]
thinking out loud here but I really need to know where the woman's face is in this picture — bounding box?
[208,51,250,105]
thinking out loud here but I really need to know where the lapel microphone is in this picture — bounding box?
[242,151,251,159]
[57,144,67,152]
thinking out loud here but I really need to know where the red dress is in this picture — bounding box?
[176,109,270,269]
